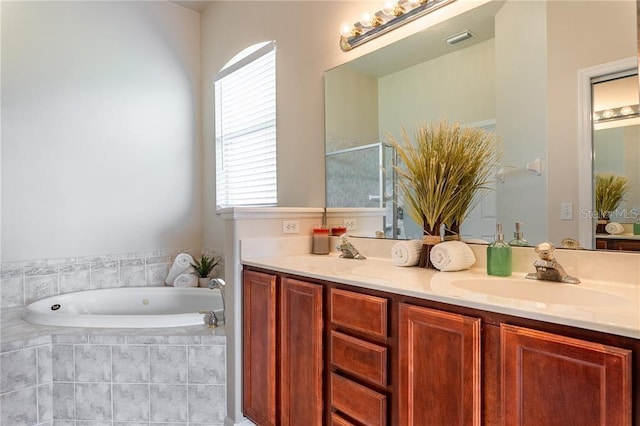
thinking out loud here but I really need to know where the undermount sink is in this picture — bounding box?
[450,277,630,307]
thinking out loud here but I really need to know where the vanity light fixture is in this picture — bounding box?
[445,29,474,45]
[593,104,640,123]
[340,0,456,51]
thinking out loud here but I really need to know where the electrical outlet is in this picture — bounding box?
[560,202,573,220]
[343,218,357,231]
[282,220,300,234]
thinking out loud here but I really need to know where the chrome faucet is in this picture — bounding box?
[525,242,580,284]
[336,234,366,260]
[199,310,219,328]
[207,278,226,323]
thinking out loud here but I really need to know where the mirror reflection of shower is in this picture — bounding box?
[326,143,402,238]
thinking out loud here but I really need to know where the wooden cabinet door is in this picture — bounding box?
[242,270,277,426]
[398,303,481,426]
[501,324,632,426]
[280,278,323,426]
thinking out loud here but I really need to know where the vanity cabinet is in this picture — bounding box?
[501,324,632,425]
[242,270,323,426]
[596,237,640,251]
[243,266,636,426]
[398,304,481,425]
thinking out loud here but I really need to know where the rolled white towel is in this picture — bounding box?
[430,241,476,272]
[173,273,198,288]
[605,222,625,235]
[391,240,422,267]
[165,253,195,285]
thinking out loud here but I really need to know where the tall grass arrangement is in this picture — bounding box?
[388,119,500,268]
[595,173,630,220]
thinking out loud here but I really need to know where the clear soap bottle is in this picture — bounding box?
[487,223,512,276]
[509,222,529,246]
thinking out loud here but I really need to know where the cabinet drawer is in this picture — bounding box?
[331,331,387,387]
[330,288,388,338]
[331,373,387,426]
[330,413,355,426]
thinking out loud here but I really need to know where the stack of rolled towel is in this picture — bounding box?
[429,241,476,272]
[165,253,198,287]
[391,240,423,267]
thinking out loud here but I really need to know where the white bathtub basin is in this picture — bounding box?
[22,287,224,328]
[450,277,630,307]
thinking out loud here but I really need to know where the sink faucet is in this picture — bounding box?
[337,234,366,260]
[206,278,226,323]
[525,242,580,284]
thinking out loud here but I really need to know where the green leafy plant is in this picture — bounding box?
[389,118,501,238]
[595,173,630,219]
[191,255,220,278]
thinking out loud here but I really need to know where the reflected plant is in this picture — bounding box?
[595,173,630,220]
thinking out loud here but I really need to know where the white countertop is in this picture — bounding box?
[596,233,640,240]
[243,253,640,339]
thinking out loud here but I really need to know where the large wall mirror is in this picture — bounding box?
[325,0,638,250]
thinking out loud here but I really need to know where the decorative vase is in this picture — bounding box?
[199,277,210,288]
[596,215,609,235]
[443,222,461,241]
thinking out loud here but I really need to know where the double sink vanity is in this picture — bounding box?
[240,238,639,425]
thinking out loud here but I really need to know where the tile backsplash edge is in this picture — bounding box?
[1,248,226,308]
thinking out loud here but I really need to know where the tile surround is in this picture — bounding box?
[0,248,225,308]
[0,246,227,425]
[0,323,227,425]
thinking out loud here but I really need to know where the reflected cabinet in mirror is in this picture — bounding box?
[325,0,638,251]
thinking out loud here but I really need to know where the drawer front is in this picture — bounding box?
[330,413,355,426]
[330,288,388,338]
[331,331,387,387]
[331,373,387,426]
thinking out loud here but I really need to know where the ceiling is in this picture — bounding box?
[169,0,210,13]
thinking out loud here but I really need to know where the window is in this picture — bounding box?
[214,41,276,209]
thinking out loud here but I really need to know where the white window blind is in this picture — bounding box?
[215,41,276,209]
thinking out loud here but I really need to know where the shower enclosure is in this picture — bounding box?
[326,142,402,238]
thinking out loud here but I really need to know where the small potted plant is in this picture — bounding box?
[191,255,220,287]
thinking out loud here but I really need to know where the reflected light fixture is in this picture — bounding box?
[340,0,456,51]
[593,104,640,123]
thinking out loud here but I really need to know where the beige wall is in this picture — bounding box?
[200,0,491,253]
[2,1,201,262]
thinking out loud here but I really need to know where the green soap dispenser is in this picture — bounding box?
[487,223,512,276]
[509,222,529,246]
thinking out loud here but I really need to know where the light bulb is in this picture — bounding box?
[382,2,396,15]
[620,106,635,116]
[359,12,373,27]
[602,109,614,119]
[340,23,353,38]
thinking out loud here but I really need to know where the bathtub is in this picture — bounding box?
[22,287,224,328]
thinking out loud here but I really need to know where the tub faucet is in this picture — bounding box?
[207,278,226,323]
[199,310,219,328]
[525,242,580,284]
[337,234,366,260]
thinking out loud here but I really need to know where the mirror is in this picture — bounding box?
[325,0,638,248]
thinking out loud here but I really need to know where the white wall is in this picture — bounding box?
[1,1,201,262]
[379,38,496,140]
